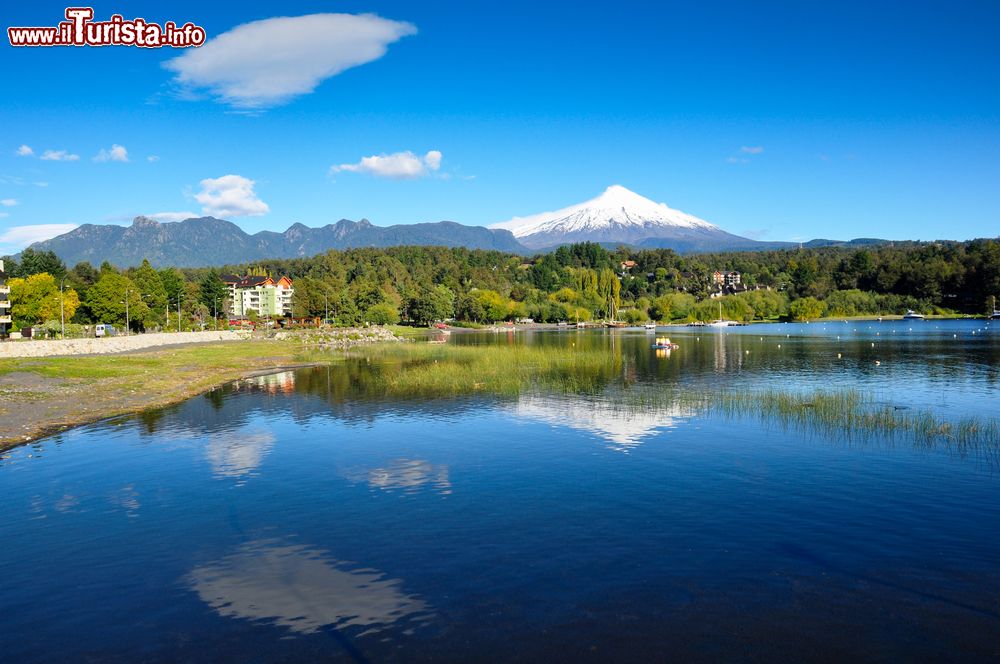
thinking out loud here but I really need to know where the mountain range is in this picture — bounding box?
[29,216,526,268]
[25,186,885,267]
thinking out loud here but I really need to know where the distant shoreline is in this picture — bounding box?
[433,314,983,333]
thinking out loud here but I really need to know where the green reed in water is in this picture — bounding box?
[603,384,1000,462]
[339,343,625,397]
[321,343,1000,463]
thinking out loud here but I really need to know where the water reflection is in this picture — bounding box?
[54,493,80,514]
[344,458,452,495]
[204,429,276,480]
[127,322,1000,462]
[241,371,298,395]
[188,540,432,635]
[509,394,695,452]
[109,484,140,518]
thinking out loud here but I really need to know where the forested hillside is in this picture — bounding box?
[3,238,998,331]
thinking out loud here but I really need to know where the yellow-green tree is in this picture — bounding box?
[597,268,621,318]
[8,272,80,327]
[790,296,826,321]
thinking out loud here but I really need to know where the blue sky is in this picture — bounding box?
[2,0,999,254]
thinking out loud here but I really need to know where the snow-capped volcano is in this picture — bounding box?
[491,185,755,251]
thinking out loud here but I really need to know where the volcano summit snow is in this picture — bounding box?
[490,185,759,251]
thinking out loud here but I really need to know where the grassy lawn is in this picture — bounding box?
[0,340,320,449]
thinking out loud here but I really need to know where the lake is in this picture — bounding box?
[2,320,999,662]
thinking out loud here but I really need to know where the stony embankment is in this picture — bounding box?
[274,326,405,349]
[0,330,250,358]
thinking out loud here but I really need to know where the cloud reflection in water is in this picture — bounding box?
[344,458,452,495]
[204,430,276,479]
[188,540,432,635]
[509,394,695,452]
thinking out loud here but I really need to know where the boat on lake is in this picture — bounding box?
[708,302,738,327]
[651,336,679,349]
[990,310,1000,320]
[902,310,925,320]
[644,323,657,330]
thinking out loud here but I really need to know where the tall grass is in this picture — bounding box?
[336,343,1000,464]
[333,343,624,398]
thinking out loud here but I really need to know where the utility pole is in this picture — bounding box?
[214,297,218,330]
[324,292,329,326]
[177,296,182,333]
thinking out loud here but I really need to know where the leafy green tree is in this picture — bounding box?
[8,273,79,327]
[291,276,335,318]
[474,289,509,322]
[649,295,673,322]
[455,291,485,323]
[86,272,149,329]
[620,308,646,324]
[407,285,455,325]
[597,268,621,318]
[158,268,186,307]
[198,269,229,317]
[790,296,826,321]
[11,248,66,279]
[131,259,168,319]
[365,302,401,325]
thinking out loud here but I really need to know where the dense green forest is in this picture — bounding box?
[3,237,999,332]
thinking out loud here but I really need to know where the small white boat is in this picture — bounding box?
[990,310,1000,320]
[644,323,657,330]
[902,310,925,320]
[707,303,732,327]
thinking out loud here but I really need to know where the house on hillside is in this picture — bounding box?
[222,273,294,318]
[712,270,741,287]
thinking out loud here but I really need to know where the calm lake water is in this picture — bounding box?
[2,320,999,662]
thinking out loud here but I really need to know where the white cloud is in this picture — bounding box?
[0,223,78,248]
[147,155,160,162]
[163,13,416,109]
[1,199,17,207]
[16,145,33,157]
[149,211,198,222]
[40,150,80,161]
[194,175,269,217]
[740,146,765,154]
[726,156,749,164]
[94,144,129,162]
[331,150,442,179]
[423,150,442,170]
[0,176,45,187]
